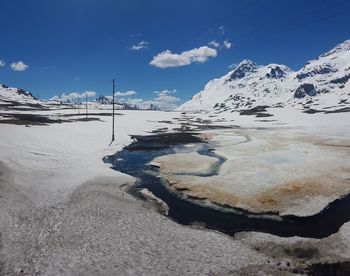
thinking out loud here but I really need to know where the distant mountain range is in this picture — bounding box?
[177,39,350,113]
[95,95,160,110]
[0,86,160,111]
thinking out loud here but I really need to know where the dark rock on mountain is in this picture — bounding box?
[16,88,37,100]
[96,95,113,104]
[266,66,286,79]
[294,84,317,99]
[330,75,350,85]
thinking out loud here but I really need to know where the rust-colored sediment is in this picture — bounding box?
[165,177,350,213]
[159,130,350,214]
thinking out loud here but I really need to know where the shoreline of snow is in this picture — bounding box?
[0,110,180,206]
[1,108,350,274]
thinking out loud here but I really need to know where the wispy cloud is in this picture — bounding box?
[150,46,217,68]
[223,40,232,49]
[120,89,180,111]
[208,40,220,48]
[0,60,5,67]
[219,25,225,34]
[130,41,149,50]
[129,33,142,38]
[207,39,232,50]
[115,90,137,97]
[10,61,28,71]
[40,65,56,71]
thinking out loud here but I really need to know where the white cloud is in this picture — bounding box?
[120,89,180,111]
[50,91,96,102]
[153,89,176,94]
[208,40,220,48]
[130,41,149,50]
[52,92,80,102]
[150,46,217,68]
[219,25,225,34]
[115,90,137,97]
[0,60,5,67]
[81,91,96,98]
[223,40,232,49]
[10,61,29,71]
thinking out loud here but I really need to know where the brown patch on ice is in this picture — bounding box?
[247,180,343,213]
[156,129,350,214]
[187,185,239,206]
[163,175,350,213]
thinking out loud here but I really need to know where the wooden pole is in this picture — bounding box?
[112,79,115,142]
[86,93,88,119]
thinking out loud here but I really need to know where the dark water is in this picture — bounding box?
[104,133,350,239]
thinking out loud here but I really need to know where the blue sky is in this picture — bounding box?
[0,0,350,108]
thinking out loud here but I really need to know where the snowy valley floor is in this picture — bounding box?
[0,107,350,275]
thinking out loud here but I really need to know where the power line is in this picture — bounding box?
[129,3,350,90]
[126,0,261,87]
[170,0,261,51]
[232,0,349,42]
[235,7,350,50]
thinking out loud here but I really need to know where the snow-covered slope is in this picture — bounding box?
[0,84,41,106]
[177,40,350,113]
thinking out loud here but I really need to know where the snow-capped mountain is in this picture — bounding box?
[96,95,113,105]
[177,40,350,113]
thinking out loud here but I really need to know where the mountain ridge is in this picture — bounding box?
[177,39,350,113]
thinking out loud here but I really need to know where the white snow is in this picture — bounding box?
[0,108,274,275]
[0,110,178,206]
[1,92,350,274]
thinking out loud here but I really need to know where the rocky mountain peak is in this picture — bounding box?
[227,59,258,81]
[320,39,350,58]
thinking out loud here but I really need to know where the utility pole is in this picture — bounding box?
[112,79,115,142]
[85,93,88,119]
[77,96,80,114]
